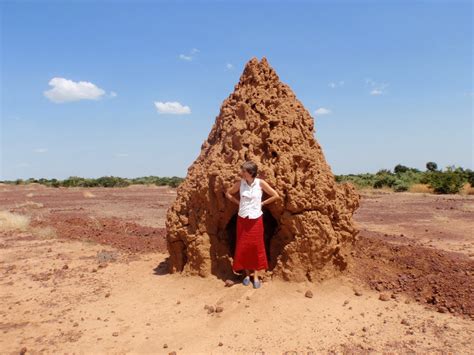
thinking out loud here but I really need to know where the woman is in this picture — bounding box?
[225,160,280,288]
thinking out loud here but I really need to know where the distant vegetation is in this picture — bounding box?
[0,176,184,188]
[2,162,473,195]
[336,162,474,195]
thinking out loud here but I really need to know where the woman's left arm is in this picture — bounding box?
[260,179,280,206]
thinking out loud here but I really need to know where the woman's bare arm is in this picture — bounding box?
[225,180,241,205]
[260,179,280,206]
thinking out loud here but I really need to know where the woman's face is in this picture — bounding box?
[240,169,252,180]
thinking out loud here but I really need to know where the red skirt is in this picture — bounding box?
[232,214,268,272]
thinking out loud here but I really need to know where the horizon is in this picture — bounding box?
[1,1,473,180]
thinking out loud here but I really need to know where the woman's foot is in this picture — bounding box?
[242,275,250,286]
[252,277,261,289]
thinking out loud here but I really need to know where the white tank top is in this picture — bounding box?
[238,177,263,219]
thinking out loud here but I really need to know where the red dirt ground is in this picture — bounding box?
[1,184,473,353]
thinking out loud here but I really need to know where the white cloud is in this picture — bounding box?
[179,54,193,61]
[314,107,332,115]
[154,101,191,115]
[226,63,234,70]
[179,48,200,61]
[44,77,107,103]
[365,77,388,96]
[328,81,344,88]
[33,148,48,153]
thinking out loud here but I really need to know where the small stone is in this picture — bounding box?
[343,300,349,306]
[224,280,234,287]
[73,322,79,327]
[207,306,215,314]
[437,306,448,313]
[354,289,363,296]
[218,341,223,346]
[362,326,368,332]
[105,293,110,298]
[20,347,27,355]
[163,343,168,348]
[401,319,410,326]
[215,306,224,313]
[246,296,251,300]
[305,290,313,298]
[112,332,119,337]
[62,264,69,270]
[91,268,97,273]
[379,293,390,301]
[176,300,181,304]
[168,352,177,355]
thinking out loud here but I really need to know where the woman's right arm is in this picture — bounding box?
[225,180,240,205]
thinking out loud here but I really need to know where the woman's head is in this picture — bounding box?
[240,160,258,179]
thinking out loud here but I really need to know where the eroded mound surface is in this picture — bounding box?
[166,57,360,281]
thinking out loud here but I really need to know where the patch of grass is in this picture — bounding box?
[0,210,30,232]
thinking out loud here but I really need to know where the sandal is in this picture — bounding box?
[253,277,261,289]
[242,276,250,286]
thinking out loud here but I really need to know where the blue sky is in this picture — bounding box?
[1,0,472,180]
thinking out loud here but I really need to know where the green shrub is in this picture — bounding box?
[427,167,464,194]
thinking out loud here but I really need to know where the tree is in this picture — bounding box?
[426,162,438,172]
[394,164,409,174]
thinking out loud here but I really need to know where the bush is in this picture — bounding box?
[427,167,464,194]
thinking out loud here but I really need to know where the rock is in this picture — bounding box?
[343,300,349,306]
[165,57,360,280]
[215,306,224,313]
[224,280,235,287]
[112,332,119,337]
[218,342,223,346]
[354,289,363,296]
[401,319,410,326]
[305,290,313,298]
[168,352,177,355]
[437,306,448,313]
[20,347,27,355]
[379,293,390,301]
[105,293,110,298]
[163,343,168,348]
[362,326,368,332]
[207,306,215,314]
[62,264,69,270]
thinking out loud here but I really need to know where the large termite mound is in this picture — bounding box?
[165,57,360,282]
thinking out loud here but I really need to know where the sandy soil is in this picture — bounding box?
[1,184,473,354]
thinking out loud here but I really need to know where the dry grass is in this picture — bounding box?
[460,183,474,196]
[83,191,96,198]
[0,210,30,232]
[408,183,434,193]
[0,210,57,239]
[31,225,57,239]
[15,201,44,209]
[357,186,393,194]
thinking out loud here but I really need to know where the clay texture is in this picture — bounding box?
[165,57,360,282]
